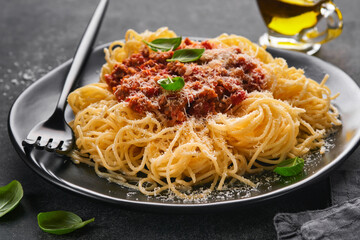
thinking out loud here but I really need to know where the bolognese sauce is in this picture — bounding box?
[105,38,268,124]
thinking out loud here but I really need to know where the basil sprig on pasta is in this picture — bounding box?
[143,37,205,62]
[0,180,23,218]
[273,157,305,177]
[143,37,182,52]
[158,76,185,91]
[167,48,205,62]
[37,210,94,235]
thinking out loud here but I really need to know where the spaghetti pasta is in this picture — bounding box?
[67,27,341,199]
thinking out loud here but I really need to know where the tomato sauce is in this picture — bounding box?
[105,38,267,124]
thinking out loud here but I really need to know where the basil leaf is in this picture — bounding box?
[274,157,305,177]
[158,76,185,91]
[38,210,94,235]
[143,37,182,52]
[280,171,306,185]
[0,180,23,218]
[167,48,205,62]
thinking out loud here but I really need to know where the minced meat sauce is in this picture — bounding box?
[105,38,268,124]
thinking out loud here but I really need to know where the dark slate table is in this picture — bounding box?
[1,0,359,239]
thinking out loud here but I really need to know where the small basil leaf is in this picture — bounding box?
[280,171,306,186]
[158,76,173,85]
[167,48,205,62]
[274,157,305,177]
[38,210,94,235]
[0,180,23,218]
[158,76,185,91]
[143,37,182,52]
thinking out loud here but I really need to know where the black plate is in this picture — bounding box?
[8,42,360,211]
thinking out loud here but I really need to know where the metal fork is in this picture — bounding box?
[23,0,109,153]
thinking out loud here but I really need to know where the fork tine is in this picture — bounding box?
[45,139,56,151]
[57,141,67,151]
[24,138,37,145]
[46,138,53,145]
[36,137,49,149]
[57,141,73,153]
[48,140,60,150]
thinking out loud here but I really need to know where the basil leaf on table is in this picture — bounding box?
[158,76,185,91]
[167,48,205,62]
[143,37,182,52]
[0,180,23,218]
[273,157,305,177]
[37,210,95,235]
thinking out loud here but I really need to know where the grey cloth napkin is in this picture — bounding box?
[274,197,360,240]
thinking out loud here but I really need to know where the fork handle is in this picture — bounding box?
[56,0,109,111]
